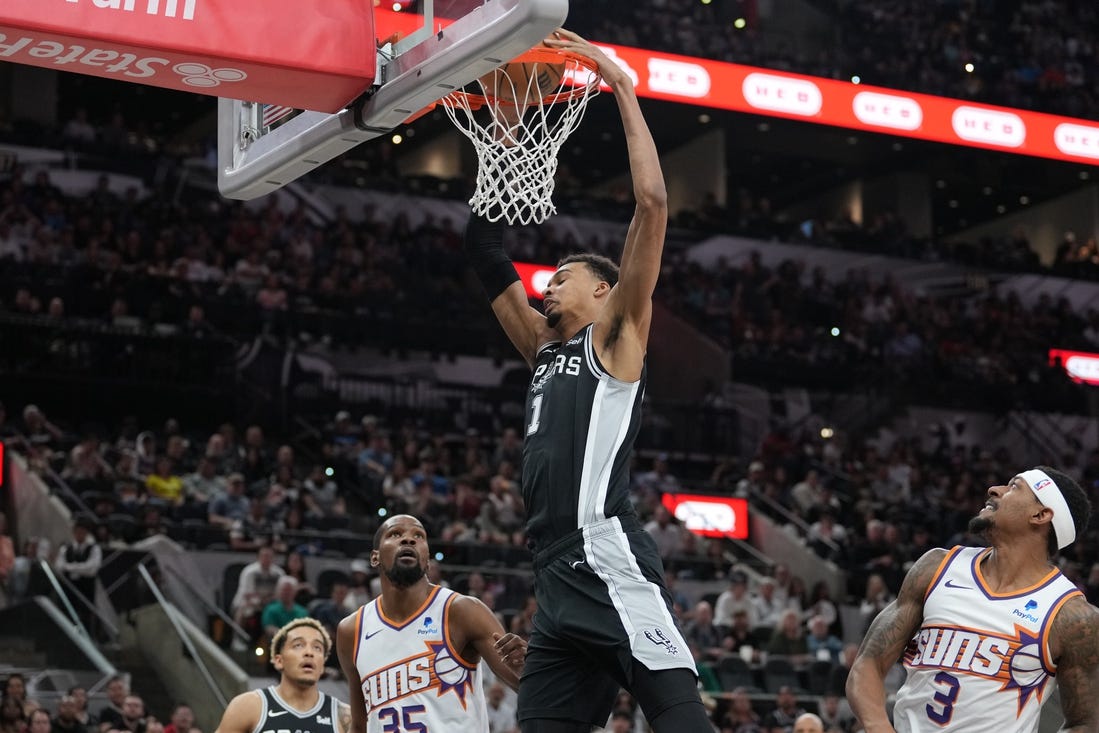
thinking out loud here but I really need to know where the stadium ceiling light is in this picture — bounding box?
[851,75,861,84]
[392,134,404,144]
[734,18,747,29]
[1020,195,1030,204]
[965,62,975,73]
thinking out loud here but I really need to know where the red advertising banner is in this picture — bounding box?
[1049,348,1099,385]
[585,44,1099,165]
[0,0,376,111]
[661,493,749,539]
[514,262,554,300]
[374,7,1099,165]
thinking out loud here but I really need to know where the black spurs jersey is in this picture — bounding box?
[522,323,645,550]
[253,687,340,733]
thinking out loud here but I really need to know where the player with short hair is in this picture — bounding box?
[336,514,526,733]
[462,28,710,733]
[214,618,349,733]
[848,466,1099,732]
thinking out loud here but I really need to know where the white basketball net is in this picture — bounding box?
[442,55,601,225]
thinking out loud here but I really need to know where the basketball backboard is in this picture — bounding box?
[217,0,568,200]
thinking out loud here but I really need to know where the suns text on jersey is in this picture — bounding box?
[360,654,434,713]
[905,626,1025,680]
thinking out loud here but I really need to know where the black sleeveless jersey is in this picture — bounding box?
[522,323,645,551]
[253,687,340,733]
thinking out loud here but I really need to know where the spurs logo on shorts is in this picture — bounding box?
[644,628,680,656]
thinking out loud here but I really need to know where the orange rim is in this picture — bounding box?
[437,47,601,111]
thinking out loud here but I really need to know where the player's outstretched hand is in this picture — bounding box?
[493,632,527,670]
[544,29,631,90]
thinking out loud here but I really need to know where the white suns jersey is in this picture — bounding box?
[893,546,1082,733]
[351,585,487,733]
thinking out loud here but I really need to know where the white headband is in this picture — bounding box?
[1018,469,1076,550]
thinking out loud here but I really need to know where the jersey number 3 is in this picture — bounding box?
[377,704,427,733]
[527,394,544,436]
[925,671,960,726]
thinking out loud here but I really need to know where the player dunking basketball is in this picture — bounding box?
[335,514,527,733]
[848,466,1099,732]
[463,28,711,733]
[215,618,349,733]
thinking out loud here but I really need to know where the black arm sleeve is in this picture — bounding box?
[464,212,520,302]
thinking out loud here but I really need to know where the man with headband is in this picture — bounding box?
[847,466,1099,732]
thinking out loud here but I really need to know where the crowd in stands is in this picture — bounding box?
[571,0,1099,121]
[0,673,199,733]
[2,163,1099,420]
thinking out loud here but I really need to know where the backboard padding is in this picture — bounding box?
[218,0,568,200]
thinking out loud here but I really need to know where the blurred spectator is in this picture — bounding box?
[283,551,314,606]
[310,579,349,637]
[51,696,86,733]
[761,686,806,733]
[642,505,684,561]
[858,574,894,635]
[96,677,127,733]
[343,559,372,612]
[792,713,824,733]
[767,609,809,661]
[62,109,97,144]
[54,517,102,635]
[751,577,784,629]
[484,683,517,733]
[735,461,766,497]
[261,576,308,638]
[26,711,48,733]
[160,706,192,733]
[714,571,756,628]
[65,689,92,729]
[145,457,183,506]
[230,546,284,631]
[2,676,34,718]
[806,615,844,665]
[0,695,25,733]
[64,435,113,487]
[208,474,250,529]
[21,405,63,455]
[817,694,857,733]
[112,696,145,733]
[682,601,727,661]
[722,687,764,733]
[807,510,848,561]
[804,581,839,633]
[183,458,223,505]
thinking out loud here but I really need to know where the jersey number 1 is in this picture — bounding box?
[527,393,544,436]
[377,704,427,733]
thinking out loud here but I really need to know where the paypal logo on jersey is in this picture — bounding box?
[417,616,438,635]
[1013,600,1041,623]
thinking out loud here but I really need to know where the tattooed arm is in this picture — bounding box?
[337,701,351,733]
[1049,595,1099,732]
[847,548,944,733]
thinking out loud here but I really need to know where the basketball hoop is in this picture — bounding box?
[440,47,601,226]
